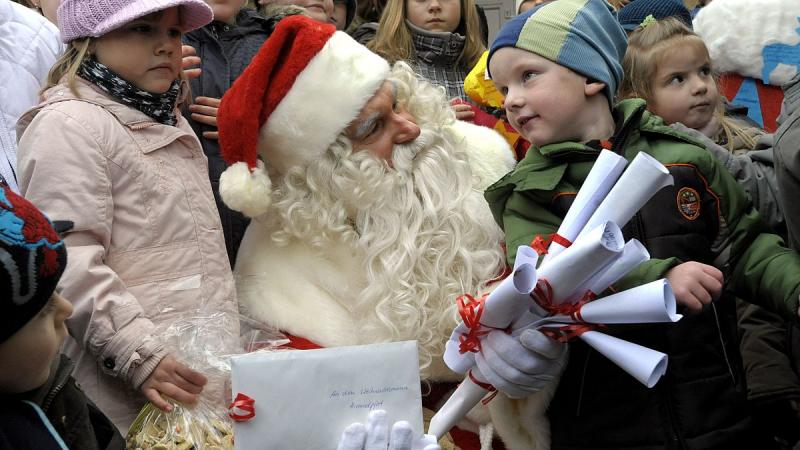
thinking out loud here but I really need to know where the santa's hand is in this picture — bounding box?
[474,328,566,398]
[337,410,440,450]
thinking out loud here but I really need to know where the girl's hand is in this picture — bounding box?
[140,355,207,412]
[665,262,723,314]
[189,96,222,140]
[450,99,476,122]
[182,45,202,80]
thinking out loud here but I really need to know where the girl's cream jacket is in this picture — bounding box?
[16,78,238,432]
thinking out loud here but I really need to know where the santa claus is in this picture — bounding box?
[215,15,561,450]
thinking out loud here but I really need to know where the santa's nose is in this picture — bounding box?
[394,110,421,144]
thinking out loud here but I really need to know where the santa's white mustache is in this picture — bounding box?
[389,126,439,171]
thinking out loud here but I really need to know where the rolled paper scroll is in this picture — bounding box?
[579,331,668,388]
[427,369,491,440]
[547,279,681,325]
[569,239,650,300]
[577,152,673,243]
[479,245,539,329]
[542,150,627,265]
[443,245,539,374]
[537,221,625,304]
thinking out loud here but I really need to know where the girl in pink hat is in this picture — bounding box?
[16,0,239,432]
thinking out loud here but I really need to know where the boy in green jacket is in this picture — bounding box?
[482,0,800,448]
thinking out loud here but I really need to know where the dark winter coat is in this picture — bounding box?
[1,355,124,450]
[182,8,272,267]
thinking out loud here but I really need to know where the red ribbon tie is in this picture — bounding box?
[456,294,489,354]
[531,280,601,342]
[530,233,572,255]
[228,393,256,422]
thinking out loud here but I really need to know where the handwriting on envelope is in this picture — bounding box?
[230,341,423,450]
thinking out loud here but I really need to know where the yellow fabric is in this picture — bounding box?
[464,51,504,109]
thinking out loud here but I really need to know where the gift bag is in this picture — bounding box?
[126,311,287,450]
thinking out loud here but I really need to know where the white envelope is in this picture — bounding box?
[230,341,424,450]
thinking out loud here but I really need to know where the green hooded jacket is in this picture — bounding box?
[485,99,800,322]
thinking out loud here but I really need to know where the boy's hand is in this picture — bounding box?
[189,96,221,139]
[665,262,723,314]
[140,355,207,412]
[182,45,201,79]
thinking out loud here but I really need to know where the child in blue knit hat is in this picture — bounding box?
[478,0,800,448]
[0,183,123,450]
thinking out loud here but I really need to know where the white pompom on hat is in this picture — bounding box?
[217,15,390,218]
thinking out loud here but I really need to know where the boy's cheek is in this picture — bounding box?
[0,325,58,394]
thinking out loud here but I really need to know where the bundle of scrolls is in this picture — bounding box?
[430,150,683,438]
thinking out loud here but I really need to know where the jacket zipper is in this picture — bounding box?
[608,105,686,448]
[659,377,685,448]
[711,302,737,384]
[575,350,591,416]
[41,360,74,412]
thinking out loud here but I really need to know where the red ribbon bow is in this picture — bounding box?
[530,233,573,256]
[456,293,490,354]
[531,279,600,342]
[228,393,256,422]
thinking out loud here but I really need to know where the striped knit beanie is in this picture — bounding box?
[488,0,627,108]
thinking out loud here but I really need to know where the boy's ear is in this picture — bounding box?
[585,80,606,97]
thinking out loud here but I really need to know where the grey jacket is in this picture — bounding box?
[775,74,800,250]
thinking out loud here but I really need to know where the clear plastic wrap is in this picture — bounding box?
[126,311,288,450]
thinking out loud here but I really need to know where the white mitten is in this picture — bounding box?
[474,327,567,398]
[337,410,441,450]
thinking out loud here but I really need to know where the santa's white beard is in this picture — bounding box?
[268,125,505,377]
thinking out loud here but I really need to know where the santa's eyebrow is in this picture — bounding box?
[353,112,381,141]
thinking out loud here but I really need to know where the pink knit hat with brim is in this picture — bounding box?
[58,0,214,43]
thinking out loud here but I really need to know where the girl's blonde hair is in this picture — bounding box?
[620,17,757,150]
[368,0,485,69]
[43,38,93,97]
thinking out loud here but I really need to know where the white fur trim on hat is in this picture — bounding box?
[219,160,272,218]
[259,32,391,175]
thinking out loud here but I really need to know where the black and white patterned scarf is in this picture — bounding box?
[78,58,180,126]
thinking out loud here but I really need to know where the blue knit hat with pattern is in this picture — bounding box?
[0,184,69,342]
[617,0,692,31]
[488,0,627,108]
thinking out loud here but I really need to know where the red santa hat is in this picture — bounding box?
[217,15,391,218]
